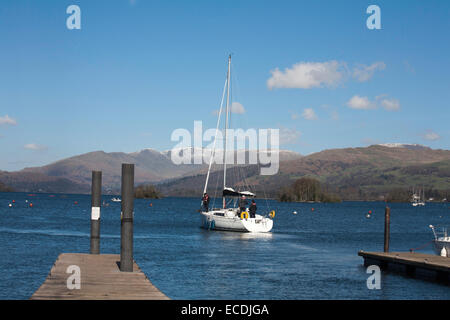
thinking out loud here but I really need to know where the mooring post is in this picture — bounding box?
[120,163,134,272]
[384,206,390,253]
[90,171,102,254]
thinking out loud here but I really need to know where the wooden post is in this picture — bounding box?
[120,163,134,272]
[384,206,390,253]
[90,171,102,254]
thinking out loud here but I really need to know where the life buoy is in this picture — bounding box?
[240,211,249,220]
[269,210,275,218]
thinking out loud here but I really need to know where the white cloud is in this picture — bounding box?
[301,108,318,120]
[380,98,400,111]
[24,143,48,151]
[346,95,376,110]
[267,61,345,90]
[423,131,440,141]
[0,115,17,125]
[352,62,386,82]
[230,102,245,114]
[279,127,301,145]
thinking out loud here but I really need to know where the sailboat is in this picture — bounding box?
[199,55,274,233]
[411,186,425,207]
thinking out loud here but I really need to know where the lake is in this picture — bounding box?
[0,192,449,299]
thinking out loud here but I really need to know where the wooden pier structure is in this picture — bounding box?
[359,251,450,283]
[359,206,449,284]
[31,253,169,300]
[31,165,170,299]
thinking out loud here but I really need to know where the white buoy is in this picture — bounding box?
[8,203,12,208]
[440,247,447,257]
[293,211,297,215]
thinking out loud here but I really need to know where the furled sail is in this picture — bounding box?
[222,187,255,198]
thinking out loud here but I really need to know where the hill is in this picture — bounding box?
[0,148,301,194]
[0,180,14,192]
[1,144,448,199]
[158,145,450,201]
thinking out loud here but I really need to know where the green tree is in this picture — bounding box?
[135,184,162,199]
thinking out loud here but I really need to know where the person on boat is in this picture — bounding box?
[202,193,210,212]
[249,200,257,218]
[239,195,248,213]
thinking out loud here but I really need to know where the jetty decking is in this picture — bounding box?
[359,251,450,283]
[31,253,169,300]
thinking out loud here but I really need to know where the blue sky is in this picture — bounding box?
[0,0,449,171]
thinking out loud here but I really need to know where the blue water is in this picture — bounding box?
[0,192,449,300]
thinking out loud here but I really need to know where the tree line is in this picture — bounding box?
[135,184,162,199]
[278,177,341,203]
[385,187,450,202]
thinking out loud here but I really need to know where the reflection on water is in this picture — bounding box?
[216,231,274,241]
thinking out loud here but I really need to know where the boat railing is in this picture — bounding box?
[429,225,448,240]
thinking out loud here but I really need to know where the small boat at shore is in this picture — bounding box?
[199,55,274,233]
[429,225,449,257]
[111,197,121,202]
[411,187,425,207]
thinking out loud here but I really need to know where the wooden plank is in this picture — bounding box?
[31,253,169,300]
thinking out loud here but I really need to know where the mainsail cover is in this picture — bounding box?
[222,187,255,198]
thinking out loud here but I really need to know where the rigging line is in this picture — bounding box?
[231,59,254,195]
[202,77,228,205]
[222,56,232,211]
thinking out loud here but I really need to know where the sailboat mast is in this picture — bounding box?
[223,54,231,209]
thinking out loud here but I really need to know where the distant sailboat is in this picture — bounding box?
[411,187,425,207]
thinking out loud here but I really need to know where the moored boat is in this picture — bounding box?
[429,225,450,257]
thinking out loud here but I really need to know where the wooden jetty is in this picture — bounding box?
[31,253,169,300]
[359,251,450,283]
[31,166,171,300]
[359,207,449,284]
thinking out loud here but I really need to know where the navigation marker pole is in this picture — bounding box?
[384,206,390,253]
[90,171,102,254]
[120,163,135,272]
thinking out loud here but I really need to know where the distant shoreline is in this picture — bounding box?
[1,191,448,204]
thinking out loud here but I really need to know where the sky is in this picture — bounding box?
[0,0,449,171]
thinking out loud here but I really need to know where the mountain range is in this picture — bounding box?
[158,144,450,200]
[0,144,449,200]
[0,148,301,194]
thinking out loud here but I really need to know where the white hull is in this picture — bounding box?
[412,202,425,207]
[433,239,450,257]
[200,209,273,233]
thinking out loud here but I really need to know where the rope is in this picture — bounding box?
[409,240,433,252]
